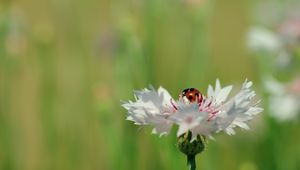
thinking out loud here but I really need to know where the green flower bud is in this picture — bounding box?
[177,131,206,156]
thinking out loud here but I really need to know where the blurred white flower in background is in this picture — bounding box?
[264,76,300,122]
[247,27,281,53]
[122,79,263,140]
[247,1,300,69]
[246,26,294,68]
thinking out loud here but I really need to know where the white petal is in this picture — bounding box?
[152,121,172,137]
[246,106,264,116]
[232,120,250,130]
[158,86,174,106]
[215,85,233,105]
[177,124,190,137]
[211,79,263,136]
[225,127,236,135]
[207,85,214,97]
[245,81,253,88]
[215,79,222,94]
[123,86,176,136]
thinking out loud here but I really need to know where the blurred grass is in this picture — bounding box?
[0,0,300,170]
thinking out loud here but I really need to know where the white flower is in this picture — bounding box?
[122,79,263,139]
[246,26,294,68]
[264,76,300,122]
[247,27,281,53]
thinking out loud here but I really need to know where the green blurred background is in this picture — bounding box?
[0,0,299,170]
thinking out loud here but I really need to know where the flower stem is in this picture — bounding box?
[187,155,196,170]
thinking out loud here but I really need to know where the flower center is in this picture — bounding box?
[186,116,194,124]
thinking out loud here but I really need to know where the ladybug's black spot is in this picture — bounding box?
[182,89,189,95]
[190,88,195,91]
[188,96,193,100]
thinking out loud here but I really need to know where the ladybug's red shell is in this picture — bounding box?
[181,88,201,103]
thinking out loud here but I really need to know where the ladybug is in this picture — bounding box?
[181,88,202,103]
